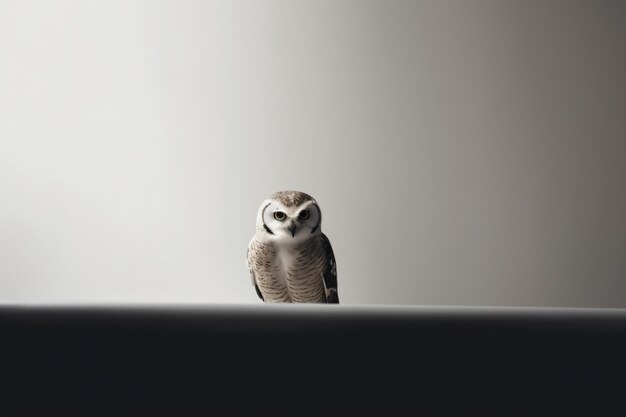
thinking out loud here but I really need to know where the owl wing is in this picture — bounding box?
[321,233,339,304]
[247,243,265,302]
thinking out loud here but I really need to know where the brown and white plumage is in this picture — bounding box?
[247,191,339,304]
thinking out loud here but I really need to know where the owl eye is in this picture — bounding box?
[273,211,286,221]
[298,210,310,220]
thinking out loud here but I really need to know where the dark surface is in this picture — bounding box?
[1,304,625,417]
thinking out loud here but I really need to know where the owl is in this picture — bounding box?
[247,191,339,304]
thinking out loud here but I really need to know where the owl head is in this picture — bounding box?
[256,191,322,241]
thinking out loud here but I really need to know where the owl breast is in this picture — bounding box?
[250,237,326,303]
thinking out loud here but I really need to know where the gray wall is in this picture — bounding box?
[1,0,625,307]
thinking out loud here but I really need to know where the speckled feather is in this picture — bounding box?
[248,234,335,303]
[269,190,315,208]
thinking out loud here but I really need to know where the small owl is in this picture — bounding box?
[247,191,339,303]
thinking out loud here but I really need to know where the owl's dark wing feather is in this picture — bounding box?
[253,277,264,302]
[321,233,339,304]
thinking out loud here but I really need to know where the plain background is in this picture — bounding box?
[1,0,625,307]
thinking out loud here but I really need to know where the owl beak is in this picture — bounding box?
[287,222,297,238]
